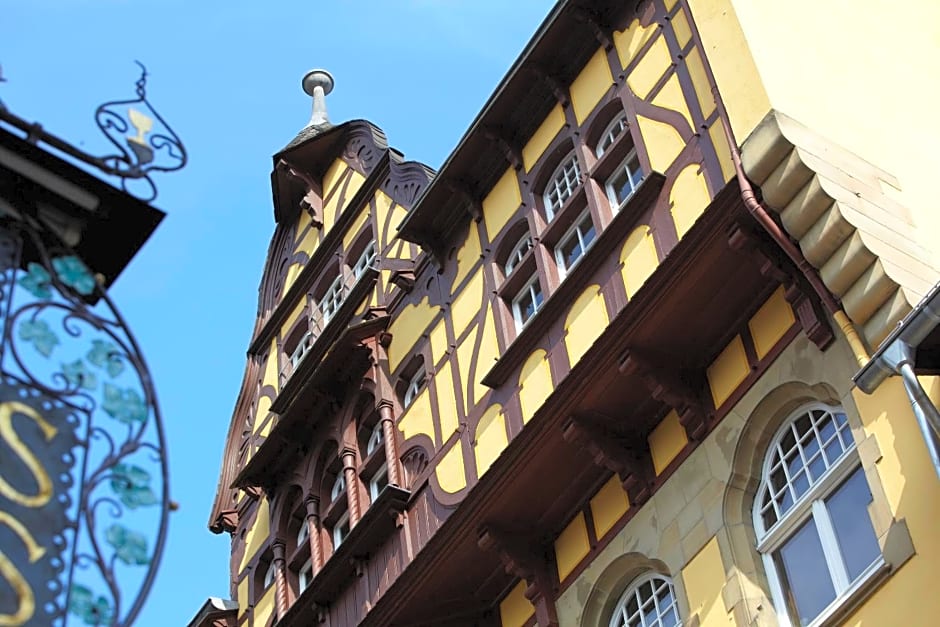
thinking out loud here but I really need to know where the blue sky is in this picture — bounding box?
[3,0,554,624]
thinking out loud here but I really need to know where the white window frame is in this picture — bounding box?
[263,561,276,589]
[330,473,346,503]
[298,558,313,591]
[543,152,581,220]
[352,240,377,280]
[504,232,533,276]
[332,511,350,549]
[605,150,643,212]
[596,113,628,158]
[511,275,544,332]
[554,210,597,277]
[366,422,384,456]
[289,330,313,368]
[319,274,345,325]
[753,404,884,627]
[369,463,389,501]
[403,366,426,408]
[296,519,310,546]
[608,572,682,627]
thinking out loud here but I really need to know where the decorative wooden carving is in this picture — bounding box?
[278,158,323,228]
[561,415,653,506]
[526,65,570,107]
[386,161,433,208]
[390,268,417,293]
[344,124,387,175]
[619,350,708,440]
[401,447,429,490]
[444,179,483,222]
[482,127,523,171]
[216,509,239,534]
[477,526,559,627]
[727,224,833,350]
[571,6,613,50]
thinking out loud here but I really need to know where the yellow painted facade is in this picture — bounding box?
[554,513,590,582]
[648,410,688,476]
[522,104,564,172]
[570,48,613,125]
[499,580,535,627]
[706,335,748,408]
[518,349,552,424]
[681,537,732,627]
[435,440,467,494]
[748,285,795,359]
[563,285,608,367]
[589,474,630,539]
[482,168,522,239]
[474,405,507,477]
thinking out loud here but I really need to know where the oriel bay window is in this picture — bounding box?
[543,151,582,220]
[512,275,544,331]
[754,404,882,627]
[360,421,389,503]
[554,210,597,277]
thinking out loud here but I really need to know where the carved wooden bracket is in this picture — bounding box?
[478,525,559,627]
[527,65,570,108]
[571,7,613,50]
[444,179,484,222]
[561,414,653,506]
[482,127,523,171]
[215,508,239,534]
[728,224,833,350]
[619,350,709,440]
[390,268,417,293]
[278,158,323,228]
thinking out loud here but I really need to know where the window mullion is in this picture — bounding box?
[812,498,851,593]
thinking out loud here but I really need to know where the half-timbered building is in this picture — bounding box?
[196,1,940,626]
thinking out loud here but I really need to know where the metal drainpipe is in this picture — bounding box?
[885,342,940,477]
[710,87,871,368]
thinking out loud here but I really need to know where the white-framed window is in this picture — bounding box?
[332,511,350,549]
[330,473,346,503]
[298,558,313,591]
[263,561,276,589]
[555,211,597,277]
[296,519,310,546]
[366,422,384,456]
[369,463,389,501]
[403,367,427,408]
[605,150,643,212]
[289,330,313,367]
[504,233,533,276]
[754,404,882,627]
[352,241,377,280]
[596,113,628,157]
[609,573,681,627]
[511,275,544,331]
[319,275,345,325]
[543,152,581,220]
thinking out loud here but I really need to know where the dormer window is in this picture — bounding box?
[504,233,533,276]
[543,152,581,220]
[596,113,628,157]
[403,367,427,408]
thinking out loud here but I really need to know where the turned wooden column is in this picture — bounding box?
[271,539,289,618]
[378,401,403,487]
[341,447,362,525]
[304,494,324,571]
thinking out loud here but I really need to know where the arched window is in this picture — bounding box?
[596,113,628,158]
[330,473,346,503]
[350,239,377,281]
[503,232,533,276]
[753,404,882,627]
[609,573,681,627]
[263,560,276,589]
[543,151,581,220]
[366,421,384,456]
[403,366,427,409]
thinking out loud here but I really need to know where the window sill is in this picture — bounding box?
[808,558,889,627]
[482,173,664,388]
[277,486,410,624]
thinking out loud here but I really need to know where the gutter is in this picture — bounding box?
[853,280,940,477]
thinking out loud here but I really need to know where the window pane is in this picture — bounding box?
[775,518,836,626]
[826,468,880,581]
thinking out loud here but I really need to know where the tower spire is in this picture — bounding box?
[302,69,334,128]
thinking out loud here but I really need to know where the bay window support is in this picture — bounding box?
[619,350,708,440]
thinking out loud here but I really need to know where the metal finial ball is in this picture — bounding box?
[302,69,334,97]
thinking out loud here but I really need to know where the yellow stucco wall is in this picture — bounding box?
[386,297,439,372]
[682,537,733,627]
[621,225,659,299]
[522,104,565,172]
[554,512,591,582]
[747,285,795,359]
[720,0,940,267]
[648,410,688,475]
[482,168,522,240]
[254,585,275,626]
[239,498,270,572]
[518,349,552,424]
[499,580,535,627]
[589,474,630,540]
[613,14,656,72]
[435,361,459,442]
[570,48,614,125]
[706,335,748,409]
[398,387,435,445]
[564,285,609,368]
[474,404,507,477]
[435,440,467,494]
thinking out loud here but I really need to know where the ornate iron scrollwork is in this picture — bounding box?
[93,61,186,201]
[0,217,168,626]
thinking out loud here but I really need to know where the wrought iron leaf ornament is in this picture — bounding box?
[0,221,169,626]
[94,61,187,201]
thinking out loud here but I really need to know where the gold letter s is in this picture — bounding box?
[0,402,57,508]
[0,510,44,626]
